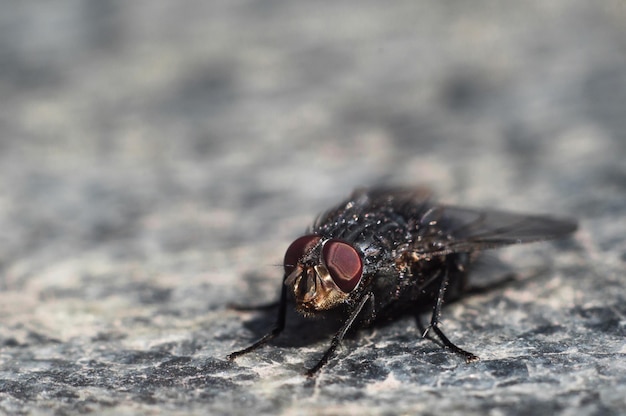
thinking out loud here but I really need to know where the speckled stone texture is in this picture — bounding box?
[1,1,625,415]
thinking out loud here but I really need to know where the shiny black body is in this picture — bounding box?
[310,188,471,322]
[228,187,578,376]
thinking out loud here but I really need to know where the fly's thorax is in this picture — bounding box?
[283,235,364,315]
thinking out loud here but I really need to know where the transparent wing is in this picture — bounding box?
[422,205,578,256]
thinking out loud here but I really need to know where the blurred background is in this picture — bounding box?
[0,1,625,414]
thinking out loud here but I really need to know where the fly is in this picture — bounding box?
[227,187,578,376]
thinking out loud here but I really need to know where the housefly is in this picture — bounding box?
[228,187,577,376]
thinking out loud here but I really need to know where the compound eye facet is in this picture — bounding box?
[283,235,321,275]
[322,240,363,293]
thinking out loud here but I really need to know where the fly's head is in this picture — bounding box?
[283,235,364,315]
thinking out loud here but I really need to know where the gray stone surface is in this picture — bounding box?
[1,1,625,415]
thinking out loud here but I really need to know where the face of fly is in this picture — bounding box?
[283,235,364,315]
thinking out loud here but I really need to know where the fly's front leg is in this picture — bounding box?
[228,300,280,311]
[423,264,479,363]
[305,292,372,377]
[227,279,288,361]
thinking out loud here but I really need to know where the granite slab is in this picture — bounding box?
[0,1,625,415]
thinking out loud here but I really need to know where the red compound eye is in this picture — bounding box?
[283,235,321,275]
[322,240,363,293]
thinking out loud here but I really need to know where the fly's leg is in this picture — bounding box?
[429,324,479,363]
[227,281,288,361]
[305,292,372,377]
[423,265,479,363]
[228,300,280,311]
